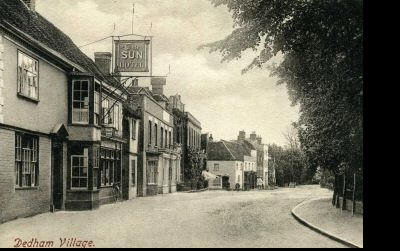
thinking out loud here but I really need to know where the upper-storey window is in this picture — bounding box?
[168,131,172,148]
[102,99,110,124]
[148,121,152,145]
[17,51,39,100]
[160,127,164,148]
[114,104,120,131]
[154,124,158,147]
[164,128,167,148]
[94,83,101,125]
[102,97,121,130]
[72,80,89,124]
[131,119,137,140]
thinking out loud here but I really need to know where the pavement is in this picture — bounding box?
[0,185,348,248]
[292,197,363,248]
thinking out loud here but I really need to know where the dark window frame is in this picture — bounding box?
[17,50,39,102]
[72,80,90,124]
[15,133,39,188]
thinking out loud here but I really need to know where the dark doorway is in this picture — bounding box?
[52,139,64,210]
[222,176,230,190]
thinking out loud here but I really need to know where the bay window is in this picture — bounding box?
[94,83,101,125]
[93,146,100,189]
[71,148,88,189]
[72,80,89,124]
[15,133,39,188]
[17,51,39,100]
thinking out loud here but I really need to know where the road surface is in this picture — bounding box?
[0,185,346,248]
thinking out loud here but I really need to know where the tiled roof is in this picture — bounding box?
[207,140,250,161]
[241,140,256,155]
[152,93,169,102]
[207,141,234,161]
[222,141,249,161]
[127,86,144,94]
[0,0,104,79]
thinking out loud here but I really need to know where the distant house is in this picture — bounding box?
[237,131,270,189]
[206,140,257,190]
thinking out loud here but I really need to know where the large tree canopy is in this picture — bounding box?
[201,0,363,176]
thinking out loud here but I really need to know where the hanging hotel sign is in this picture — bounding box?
[114,40,150,72]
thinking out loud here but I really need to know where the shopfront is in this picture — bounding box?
[99,139,123,204]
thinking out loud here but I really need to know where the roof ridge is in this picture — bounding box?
[221,140,236,160]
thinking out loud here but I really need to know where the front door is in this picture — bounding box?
[52,140,64,210]
[222,176,230,190]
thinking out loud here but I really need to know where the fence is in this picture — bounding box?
[332,172,363,215]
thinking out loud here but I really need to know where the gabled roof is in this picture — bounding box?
[0,0,105,80]
[207,140,250,161]
[207,141,234,161]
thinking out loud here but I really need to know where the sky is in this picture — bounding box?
[36,0,300,146]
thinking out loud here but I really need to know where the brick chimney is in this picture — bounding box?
[151,77,166,96]
[250,131,257,141]
[257,136,262,145]
[238,130,246,142]
[94,52,111,75]
[22,0,36,11]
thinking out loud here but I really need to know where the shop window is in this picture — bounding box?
[93,147,100,189]
[17,51,39,100]
[71,149,88,189]
[15,133,39,188]
[72,80,89,124]
[100,148,121,187]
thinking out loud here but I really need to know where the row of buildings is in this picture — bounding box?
[203,131,274,191]
[0,0,205,223]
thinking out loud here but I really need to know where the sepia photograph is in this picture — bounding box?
[0,0,363,248]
